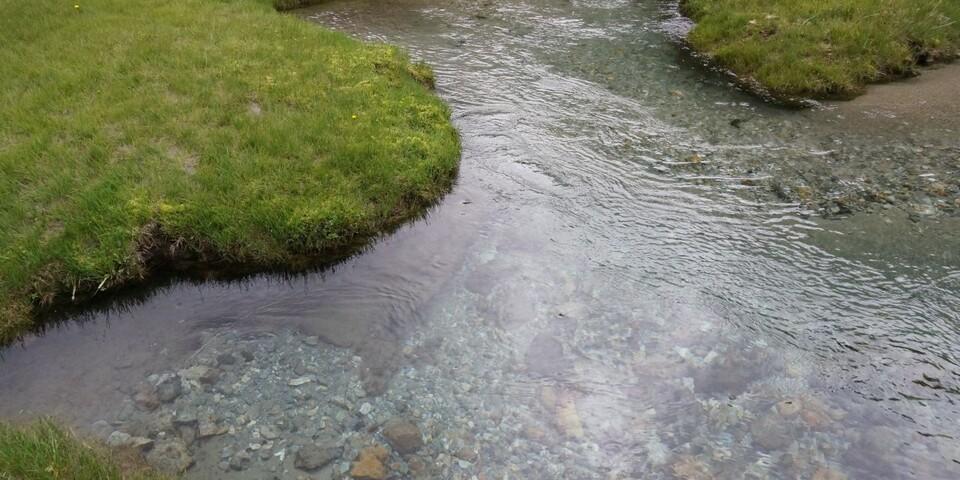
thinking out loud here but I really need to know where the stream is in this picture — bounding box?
[2,0,960,478]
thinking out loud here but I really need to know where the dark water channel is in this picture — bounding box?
[2,0,960,478]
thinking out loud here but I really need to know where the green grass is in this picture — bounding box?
[0,420,167,480]
[680,0,960,99]
[0,0,460,342]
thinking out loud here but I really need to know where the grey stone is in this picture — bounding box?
[216,353,236,366]
[525,334,570,377]
[294,442,342,471]
[155,374,182,403]
[106,431,132,448]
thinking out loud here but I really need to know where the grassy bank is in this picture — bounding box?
[0,420,166,480]
[680,0,960,99]
[0,0,460,342]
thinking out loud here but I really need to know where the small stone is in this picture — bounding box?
[155,374,182,403]
[230,450,252,471]
[259,424,280,440]
[556,396,584,439]
[382,418,424,454]
[454,446,478,463]
[180,365,220,385]
[146,439,194,474]
[776,399,801,417]
[358,402,373,415]
[216,353,236,366]
[130,437,154,450]
[351,445,389,480]
[90,420,112,439]
[178,425,197,446]
[198,420,228,438]
[288,376,313,387]
[525,334,570,377]
[303,336,320,346]
[174,411,198,427]
[240,350,255,362]
[133,384,160,411]
[295,443,342,471]
[106,431,132,448]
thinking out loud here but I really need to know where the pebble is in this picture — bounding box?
[294,442,342,471]
[106,431,132,448]
[155,374,182,403]
[382,418,424,454]
[288,376,313,387]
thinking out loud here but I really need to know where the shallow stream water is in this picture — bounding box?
[2,1,960,479]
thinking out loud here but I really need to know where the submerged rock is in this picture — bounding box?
[556,395,584,439]
[750,413,793,451]
[525,333,570,377]
[180,365,220,385]
[351,445,389,480]
[382,418,424,454]
[106,431,132,448]
[146,439,194,474]
[132,384,160,411]
[295,442,342,471]
[776,399,802,417]
[155,374,182,403]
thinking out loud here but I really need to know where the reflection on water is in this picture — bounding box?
[2,0,959,478]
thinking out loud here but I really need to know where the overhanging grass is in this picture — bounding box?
[0,0,460,342]
[0,420,167,480]
[680,0,960,99]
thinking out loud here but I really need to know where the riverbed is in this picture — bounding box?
[2,0,959,478]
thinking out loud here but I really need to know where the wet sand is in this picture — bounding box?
[829,63,960,126]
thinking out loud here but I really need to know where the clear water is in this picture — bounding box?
[2,0,959,478]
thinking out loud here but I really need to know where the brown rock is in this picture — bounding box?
[132,384,160,412]
[454,446,478,463]
[145,439,193,474]
[382,418,423,454]
[351,445,389,480]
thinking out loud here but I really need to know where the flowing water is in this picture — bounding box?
[2,0,960,478]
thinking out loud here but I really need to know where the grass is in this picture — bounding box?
[0,420,167,480]
[0,0,460,342]
[680,0,960,99]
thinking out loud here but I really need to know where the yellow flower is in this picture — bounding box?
[74,4,79,9]
[351,114,358,119]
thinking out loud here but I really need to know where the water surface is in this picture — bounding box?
[2,0,959,478]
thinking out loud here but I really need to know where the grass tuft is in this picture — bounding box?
[0,419,167,480]
[680,0,960,99]
[0,0,460,342]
